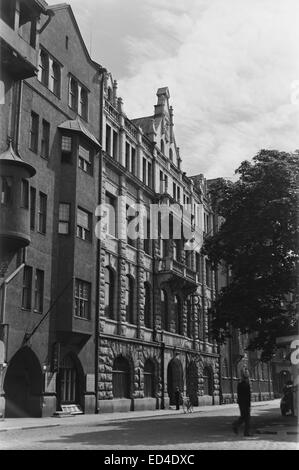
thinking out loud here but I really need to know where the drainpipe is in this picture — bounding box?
[94,66,106,414]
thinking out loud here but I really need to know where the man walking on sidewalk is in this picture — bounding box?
[232,368,251,437]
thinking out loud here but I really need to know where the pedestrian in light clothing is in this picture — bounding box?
[232,368,251,436]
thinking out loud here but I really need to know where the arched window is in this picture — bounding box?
[174,295,183,335]
[169,148,173,162]
[160,289,168,331]
[112,356,130,398]
[125,275,135,324]
[160,139,164,154]
[202,366,213,396]
[144,359,155,397]
[104,267,114,319]
[144,282,152,328]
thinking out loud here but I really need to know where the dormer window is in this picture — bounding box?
[169,148,173,162]
[160,139,164,154]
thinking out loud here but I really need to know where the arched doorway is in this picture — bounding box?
[112,356,131,398]
[167,358,183,406]
[56,353,84,411]
[186,361,198,406]
[4,347,43,417]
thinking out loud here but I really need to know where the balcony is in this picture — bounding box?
[0,0,49,80]
[155,257,199,294]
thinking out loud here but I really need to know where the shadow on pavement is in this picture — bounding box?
[36,406,298,448]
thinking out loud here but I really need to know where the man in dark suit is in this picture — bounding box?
[232,368,251,436]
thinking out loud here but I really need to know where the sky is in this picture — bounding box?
[62,0,299,179]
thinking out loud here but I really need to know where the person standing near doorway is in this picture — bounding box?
[175,386,182,410]
[232,368,251,436]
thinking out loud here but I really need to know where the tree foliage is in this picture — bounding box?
[202,150,299,360]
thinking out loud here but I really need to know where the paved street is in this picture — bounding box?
[0,400,297,450]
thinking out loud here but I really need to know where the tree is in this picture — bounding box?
[202,150,299,360]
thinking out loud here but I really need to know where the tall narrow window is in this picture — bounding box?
[105,193,116,237]
[143,158,147,184]
[38,192,47,234]
[30,187,36,230]
[147,161,152,187]
[160,289,168,331]
[177,187,181,202]
[112,130,118,159]
[160,139,164,154]
[174,295,182,335]
[58,203,70,234]
[187,297,192,338]
[104,267,114,319]
[20,179,29,208]
[125,142,130,170]
[169,148,173,162]
[50,60,61,97]
[0,176,12,205]
[77,207,92,241]
[126,205,137,248]
[74,279,91,319]
[41,119,50,159]
[78,143,92,175]
[131,148,136,175]
[34,269,44,313]
[22,266,32,310]
[125,275,135,324]
[38,49,49,86]
[79,87,88,120]
[160,171,164,193]
[106,125,111,155]
[29,111,39,153]
[69,77,78,111]
[144,360,155,398]
[144,282,152,328]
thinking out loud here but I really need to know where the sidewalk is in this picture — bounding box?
[0,399,291,432]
